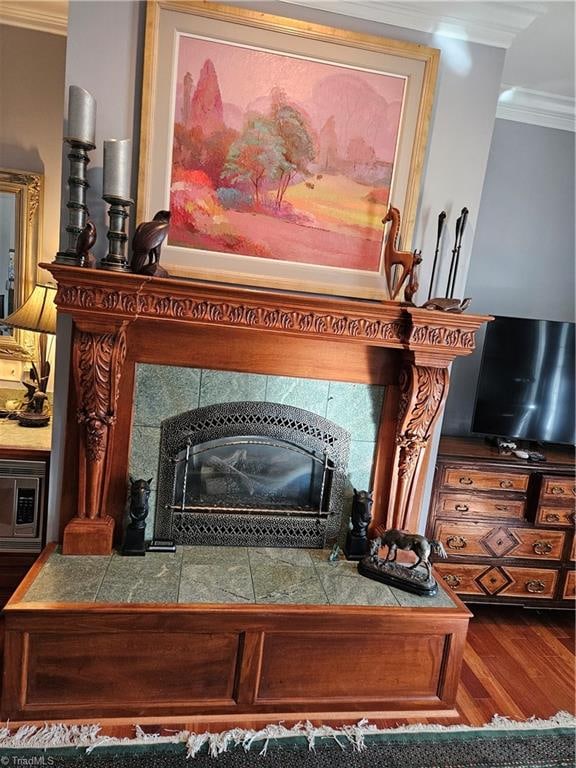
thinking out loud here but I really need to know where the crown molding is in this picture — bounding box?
[497,85,576,132]
[0,1,67,36]
[278,1,546,48]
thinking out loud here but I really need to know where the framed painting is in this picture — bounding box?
[138,1,439,299]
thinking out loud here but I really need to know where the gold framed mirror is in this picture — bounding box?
[0,169,43,360]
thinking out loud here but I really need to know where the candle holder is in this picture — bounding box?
[99,195,133,272]
[54,138,95,267]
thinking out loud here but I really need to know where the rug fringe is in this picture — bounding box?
[0,712,574,757]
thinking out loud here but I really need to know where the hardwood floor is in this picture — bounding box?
[454,604,575,726]
[0,605,573,728]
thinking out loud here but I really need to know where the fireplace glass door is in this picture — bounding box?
[172,436,332,517]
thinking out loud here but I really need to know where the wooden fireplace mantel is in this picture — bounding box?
[44,263,489,555]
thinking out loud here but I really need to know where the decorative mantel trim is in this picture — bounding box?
[44,263,489,554]
[45,264,487,365]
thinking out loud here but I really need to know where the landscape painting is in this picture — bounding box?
[169,35,407,272]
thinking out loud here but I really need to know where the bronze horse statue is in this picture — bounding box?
[128,476,152,530]
[370,528,447,579]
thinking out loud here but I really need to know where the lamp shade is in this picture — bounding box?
[4,284,57,335]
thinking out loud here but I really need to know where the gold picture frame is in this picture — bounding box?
[138,1,439,299]
[0,169,43,360]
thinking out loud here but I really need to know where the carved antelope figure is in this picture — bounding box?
[383,206,417,300]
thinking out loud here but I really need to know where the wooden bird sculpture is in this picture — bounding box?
[131,210,171,277]
[383,206,417,301]
[75,220,97,267]
[404,251,422,305]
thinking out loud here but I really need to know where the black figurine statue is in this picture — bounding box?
[122,476,152,556]
[75,220,97,267]
[131,210,171,277]
[344,489,373,561]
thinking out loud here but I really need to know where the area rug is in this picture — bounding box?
[0,713,574,767]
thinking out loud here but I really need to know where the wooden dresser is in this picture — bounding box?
[427,437,575,609]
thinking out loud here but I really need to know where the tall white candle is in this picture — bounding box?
[66,85,96,146]
[103,139,132,201]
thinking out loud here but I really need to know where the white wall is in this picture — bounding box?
[442,118,575,437]
[0,24,66,269]
[0,25,66,394]
[50,0,506,535]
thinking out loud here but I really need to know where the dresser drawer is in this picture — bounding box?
[540,475,576,502]
[436,563,558,599]
[536,506,575,528]
[562,570,576,599]
[437,493,525,521]
[433,522,566,561]
[442,468,529,493]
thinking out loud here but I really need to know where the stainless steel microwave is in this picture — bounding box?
[0,459,46,553]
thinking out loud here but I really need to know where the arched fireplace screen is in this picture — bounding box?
[155,401,350,548]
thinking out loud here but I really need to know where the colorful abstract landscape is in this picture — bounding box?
[170,36,406,271]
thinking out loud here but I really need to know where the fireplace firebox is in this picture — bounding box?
[155,402,350,548]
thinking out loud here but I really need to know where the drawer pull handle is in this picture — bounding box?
[526,579,546,594]
[443,574,461,588]
[533,540,553,555]
[455,504,469,512]
[459,477,473,486]
[551,486,565,495]
[446,535,467,550]
[495,505,510,511]
[500,480,513,489]
[544,513,560,523]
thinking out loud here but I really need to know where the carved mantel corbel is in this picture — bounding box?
[384,361,449,532]
[62,318,129,555]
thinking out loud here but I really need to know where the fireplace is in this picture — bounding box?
[155,401,350,547]
[44,263,488,555]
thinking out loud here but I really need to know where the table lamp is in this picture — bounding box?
[3,284,57,427]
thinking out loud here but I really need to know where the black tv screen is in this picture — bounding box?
[472,316,575,446]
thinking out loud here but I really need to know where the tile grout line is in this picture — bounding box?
[93,553,115,603]
[309,551,331,605]
[197,369,203,409]
[176,545,185,603]
[246,547,257,604]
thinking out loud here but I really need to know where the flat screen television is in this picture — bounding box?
[472,316,575,446]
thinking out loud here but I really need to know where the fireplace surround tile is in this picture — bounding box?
[309,551,397,606]
[264,376,330,415]
[95,551,182,604]
[249,548,328,605]
[179,547,254,604]
[326,382,384,442]
[23,554,110,603]
[134,364,201,426]
[347,441,378,490]
[21,548,462,609]
[130,426,161,488]
[198,370,268,407]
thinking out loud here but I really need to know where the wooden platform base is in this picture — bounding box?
[62,515,114,555]
[1,545,471,724]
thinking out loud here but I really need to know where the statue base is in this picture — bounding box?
[139,262,169,278]
[358,557,438,597]
[122,525,146,557]
[344,532,369,561]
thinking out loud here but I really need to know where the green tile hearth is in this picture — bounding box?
[21,547,458,609]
